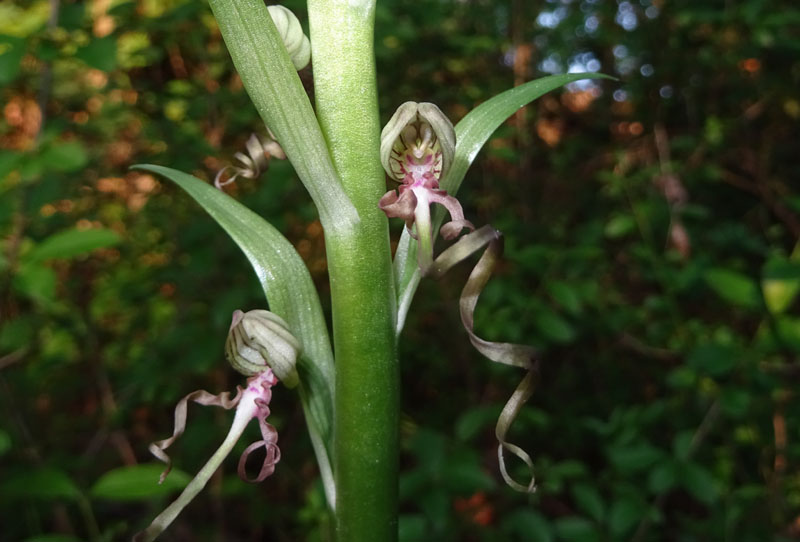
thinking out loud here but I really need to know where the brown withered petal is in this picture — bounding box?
[428,225,539,493]
[238,418,280,483]
[149,388,244,484]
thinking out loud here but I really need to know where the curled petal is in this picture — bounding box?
[149,388,244,484]
[215,134,284,189]
[379,188,418,227]
[238,416,280,483]
[426,190,475,240]
[429,226,539,492]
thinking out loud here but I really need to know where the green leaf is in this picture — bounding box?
[647,460,679,494]
[75,35,117,71]
[680,462,718,504]
[686,343,737,377]
[398,514,428,542]
[0,35,25,85]
[553,516,600,541]
[0,429,10,456]
[534,309,576,343]
[455,404,501,441]
[133,164,336,504]
[546,281,583,315]
[13,262,56,304]
[443,73,614,198]
[607,443,665,473]
[26,228,120,262]
[0,468,80,501]
[608,496,645,537]
[90,464,190,501]
[502,510,554,542]
[704,268,760,309]
[762,258,800,314]
[571,484,605,522]
[207,0,357,232]
[39,141,89,173]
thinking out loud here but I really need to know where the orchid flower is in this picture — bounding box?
[134,310,301,542]
[379,102,474,271]
[379,102,539,493]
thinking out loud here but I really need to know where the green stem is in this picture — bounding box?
[307,1,398,540]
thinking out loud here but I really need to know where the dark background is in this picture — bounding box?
[1,0,800,540]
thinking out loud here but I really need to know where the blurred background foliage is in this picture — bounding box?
[1,0,799,540]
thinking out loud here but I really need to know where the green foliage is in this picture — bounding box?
[1,0,799,540]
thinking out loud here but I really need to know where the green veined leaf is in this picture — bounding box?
[207,0,357,233]
[90,464,190,501]
[133,164,335,507]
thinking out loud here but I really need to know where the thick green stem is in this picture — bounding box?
[308,1,398,540]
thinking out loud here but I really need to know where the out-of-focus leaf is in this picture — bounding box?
[90,464,189,501]
[0,429,11,457]
[0,35,25,85]
[26,228,121,262]
[455,405,501,441]
[398,514,427,542]
[762,258,800,314]
[680,462,718,504]
[13,263,56,303]
[0,468,80,501]
[604,214,636,239]
[648,460,679,494]
[75,35,117,71]
[608,496,645,537]
[502,510,554,542]
[534,309,576,343]
[546,281,583,315]
[704,268,760,309]
[607,443,664,473]
[553,516,600,541]
[686,343,737,377]
[572,484,605,522]
[39,141,89,173]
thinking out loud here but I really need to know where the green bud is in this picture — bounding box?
[225,309,301,388]
[267,5,311,70]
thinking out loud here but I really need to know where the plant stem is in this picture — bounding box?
[307,1,399,540]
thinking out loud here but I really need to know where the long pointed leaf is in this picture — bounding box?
[394,74,613,333]
[208,0,358,233]
[135,164,335,505]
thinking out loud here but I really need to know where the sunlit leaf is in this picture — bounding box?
[75,35,117,72]
[704,268,760,309]
[90,464,190,501]
[762,258,800,314]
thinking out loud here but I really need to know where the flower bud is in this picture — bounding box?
[380,102,456,184]
[267,5,311,70]
[225,309,301,388]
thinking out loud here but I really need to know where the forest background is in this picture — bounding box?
[1,0,800,540]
